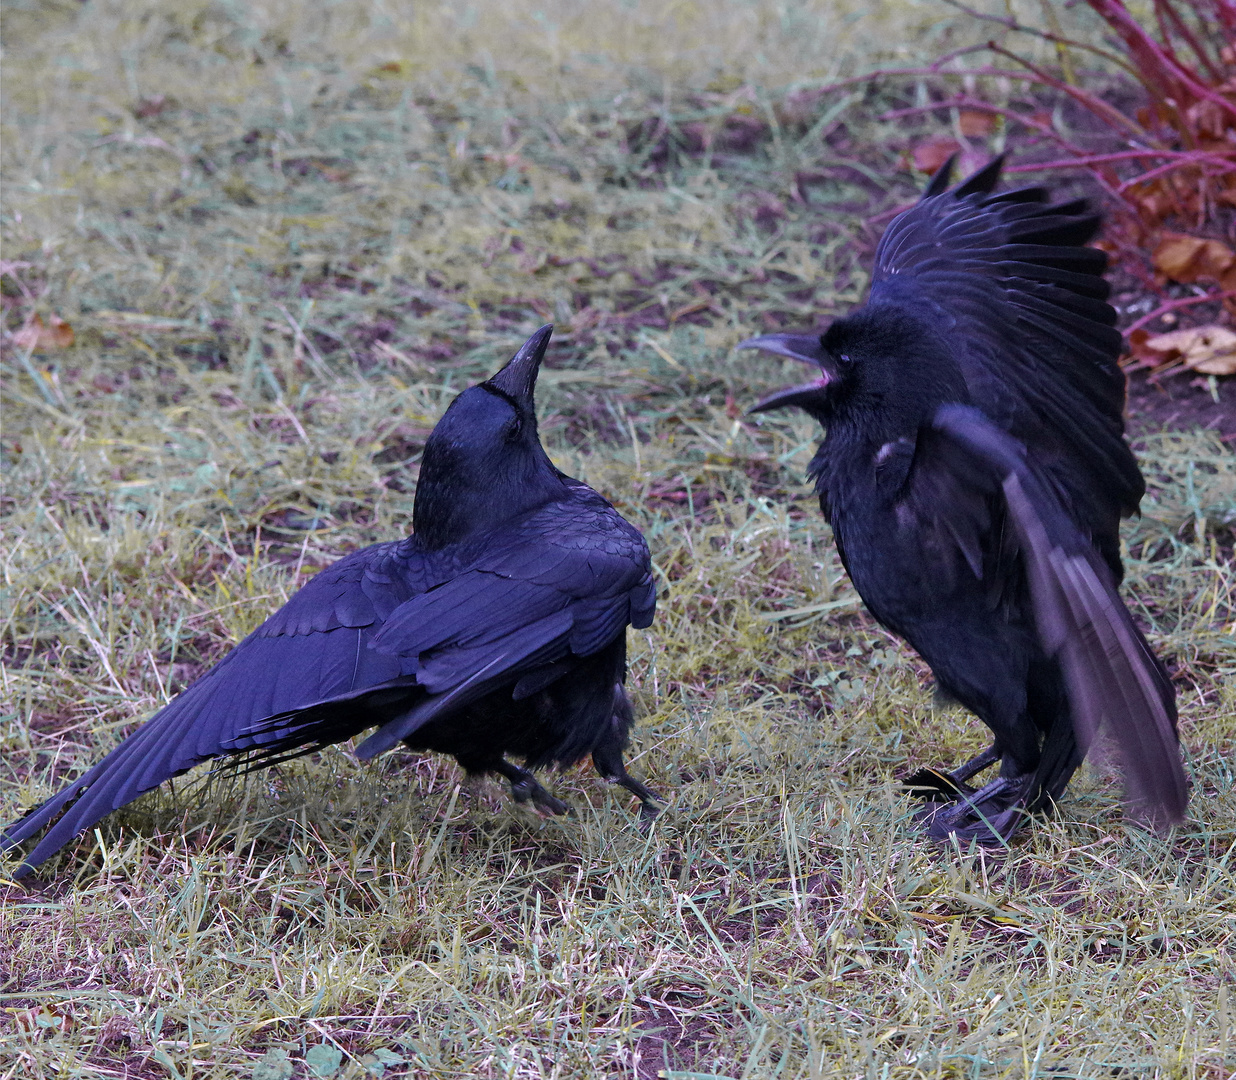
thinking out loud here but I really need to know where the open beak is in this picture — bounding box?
[488,324,553,404]
[738,333,833,414]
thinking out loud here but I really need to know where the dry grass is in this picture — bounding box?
[2,2,1235,1077]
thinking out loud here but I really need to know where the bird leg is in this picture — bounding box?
[490,758,571,816]
[951,743,1001,784]
[592,744,662,821]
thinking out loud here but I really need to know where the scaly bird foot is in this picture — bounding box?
[916,775,1035,845]
[491,758,573,816]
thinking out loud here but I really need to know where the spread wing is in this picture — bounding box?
[226,490,655,762]
[871,158,1140,578]
[912,404,1187,826]
[2,541,429,875]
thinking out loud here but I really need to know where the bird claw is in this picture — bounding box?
[914,774,1035,845]
[903,767,976,803]
[630,795,663,833]
[600,771,662,825]
[533,791,572,816]
[637,798,662,822]
[507,777,571,816]
[918,801,1024,846]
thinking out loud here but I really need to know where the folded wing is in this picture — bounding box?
[228,494,655,763]
[921,404,1186,825]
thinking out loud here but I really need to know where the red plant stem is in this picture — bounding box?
[883,100,1210,201]
[939,0,1136,74]
[801,59,1003,99]
[985,43,1153,139]
[1004,149,1229,170]
[1151,1,1185,69]
[1086,0,1193,104]
[880,100,1093,156]
[1117,155,1236,191]
[1211,0,1236,35]
[802,57,1105,101]
[1154,0,1224,81]
[1126,291,1234,335]
[879,100,1192,206]
[924,44,1005,70]
[1084,0,1236,123]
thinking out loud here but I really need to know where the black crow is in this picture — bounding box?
[3,326,659,877]
[740,158,1187,843]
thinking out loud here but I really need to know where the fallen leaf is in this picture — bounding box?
[1186,97,1233,140]
[1128,178,1180,223]
[12,313,74,351]
[958,109,995,137]
[1142,324,1236,376]
[11,1003,77,1033]
[370,60,412,77]
[669,298,713,323]
[912,136,962,174]
[1153,232,1236,284]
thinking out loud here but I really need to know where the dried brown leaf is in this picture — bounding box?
[12,1002,78,1034]
[958,109,995,137]
[12,313,75,351]
[1143,325,1236,376]
[912,136,962,174]
[133,94,172,119]
[1153,232,1236,284]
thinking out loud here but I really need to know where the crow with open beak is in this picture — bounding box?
[740,158,1187,843]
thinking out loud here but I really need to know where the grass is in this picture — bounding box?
[2,1,1235,1077]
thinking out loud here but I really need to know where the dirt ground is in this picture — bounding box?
[1126,368,1235,443]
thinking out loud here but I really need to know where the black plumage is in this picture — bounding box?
[740,158,1187,842]
[3,326,659,877]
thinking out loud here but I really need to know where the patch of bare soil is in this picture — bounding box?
[1126,369,1236,443]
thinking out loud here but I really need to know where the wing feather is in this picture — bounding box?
[2,543,424,874]
[871,165,1140,567]
[933,405,1187,826]
[5,487,656,876]
[230,496,654,771]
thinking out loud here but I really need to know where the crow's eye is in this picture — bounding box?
[505,417,523,441]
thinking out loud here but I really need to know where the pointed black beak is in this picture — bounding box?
[738,333,828,366]
[487,324,553,404]
[738,333,833,414]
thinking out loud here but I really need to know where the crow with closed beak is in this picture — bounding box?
[740,158,1187,842]
[3,326,659,877]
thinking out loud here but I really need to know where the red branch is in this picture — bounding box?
[1084,0,1236,122]
[1126,290,1235,335]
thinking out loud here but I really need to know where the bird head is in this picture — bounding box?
[740,304,961,426]
[412,325,566,549]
